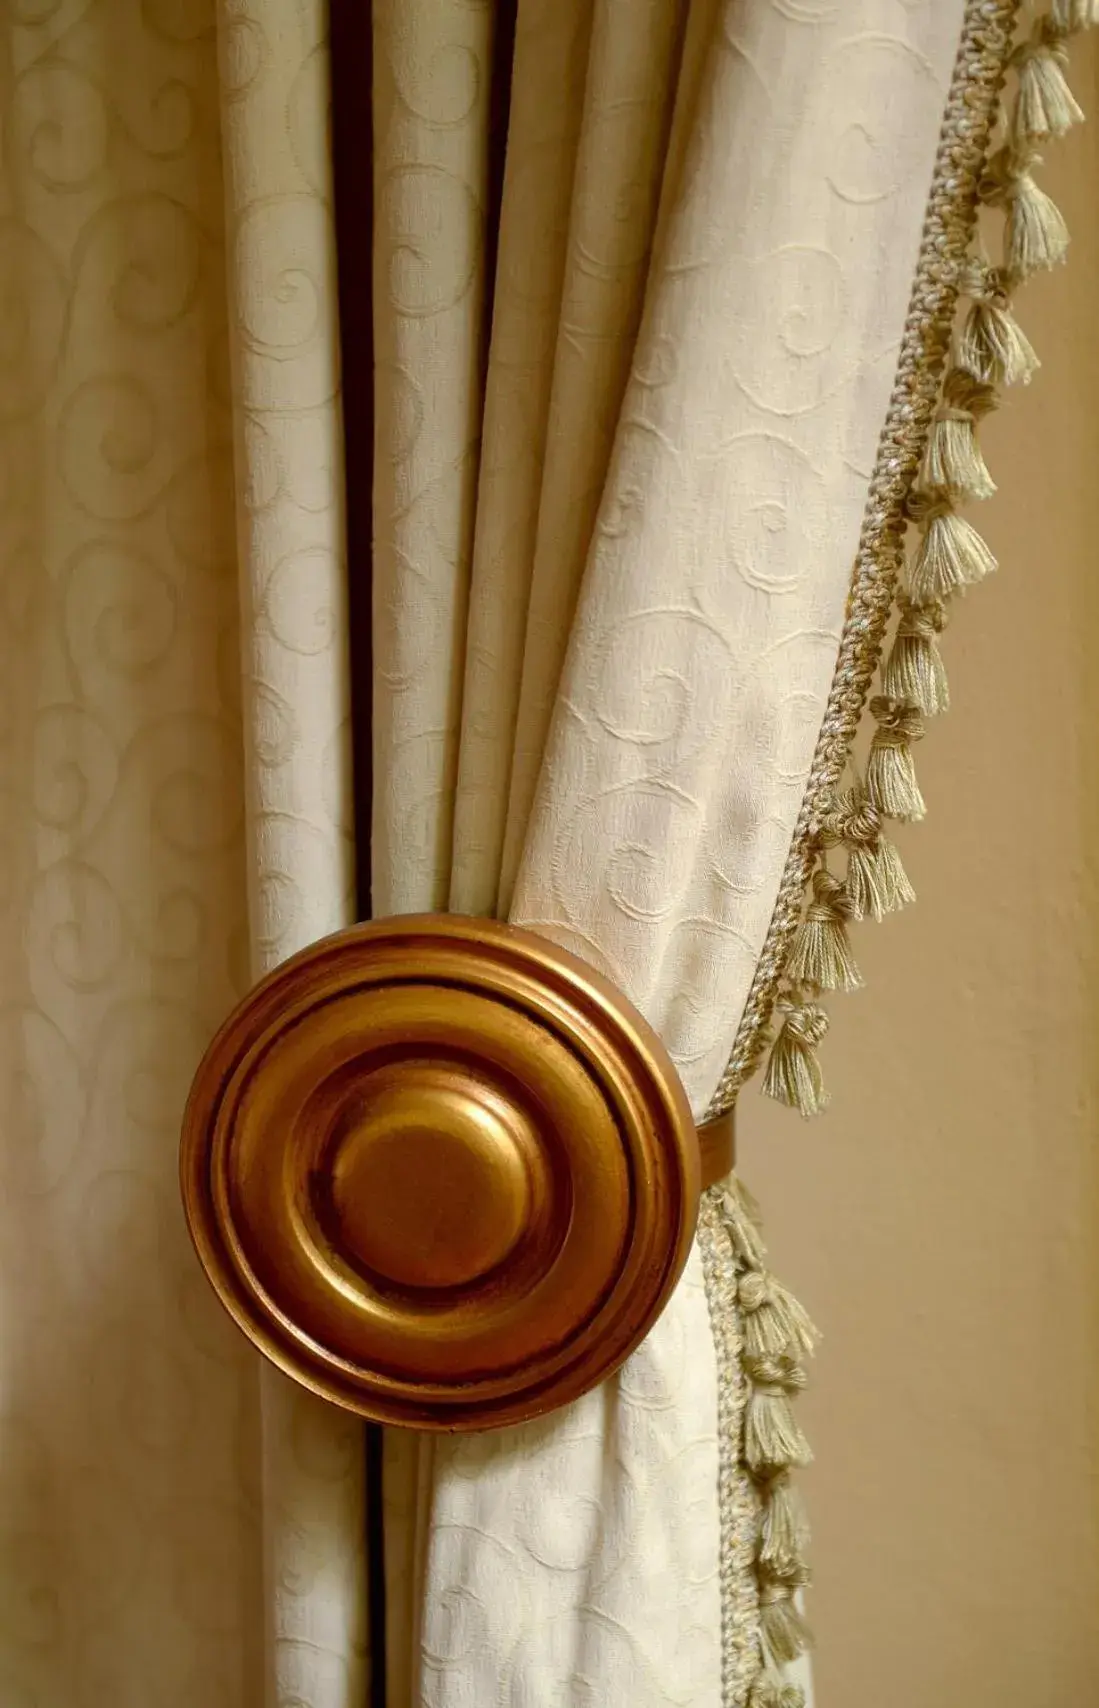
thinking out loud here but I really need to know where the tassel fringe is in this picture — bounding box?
[906,498,997,603]
[759,1471,811,1577]
[1011,21,1084,143]
[883,597,950,716]
[786,868,862,993]
[956,264,1040,385]
[756,6,1093,1122]
[762,1002,829,1117]
[748,1681,805,1708]
[917,370,997,500]
[823,785,916,922]
[760,1585,813,1665]
[715,1182,818,1703]
[982,145,1070,278]
[738,1270,820,1363]
[747,9,1095,1698]
[845,830,915,922]
[866,696,926,822]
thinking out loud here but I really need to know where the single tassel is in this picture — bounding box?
[917,369,996,500]
[760,1584,813,1665]
[748,1676,805,1708]
[982,146,1069,278]
[738,1269,820,1362]
[744,1355,812,1474]
[907,497,997,603]
[866,696,926,822]
[762,1002,829,1117]
[759,1470,811,1577]
[883,597,950,716]
[719,1177,766,1268]
[824,785,915,921]
[847,830,916,923]
[785,868,862,993]
[1011,24,1084,143]
[956,288,1039,386]
[1051,0,1099,30]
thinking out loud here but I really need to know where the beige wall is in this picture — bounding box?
[742,31,1099,1706]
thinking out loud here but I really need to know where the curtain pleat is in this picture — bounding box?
[216,2,366,1704]
[370,0,494,920]
[494,0,691,912]
[0,7,263,1700]
[369,4,497,1698]
[0,0,363,1700]
[446,0,595,915]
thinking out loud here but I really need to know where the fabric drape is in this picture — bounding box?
[372,1,969,1703]
[0,3,256,1702]
[217,3,367,1704]
[0,3,361,1705]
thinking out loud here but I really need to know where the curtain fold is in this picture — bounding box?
[370,0,494,920]
[216,3,366,1704]
[373,1,971,1703]
[0,2,1041,1707]
[0,4,263,1702]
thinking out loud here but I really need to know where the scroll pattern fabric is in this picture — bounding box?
[0,2,361,1704]
[217,2,365,1703]
[412,2,969,1705]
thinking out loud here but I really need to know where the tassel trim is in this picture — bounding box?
[1010,18,1085,143]
[917,369,997,500]
[883,597,950,717]
[716,1180,818,1702]
[760,1582,813,1666]
[906,494,998,603]
[981,145,1070,279]
[867,696,926,822]
[718,15,1095,1702]
[956,262,1040,386]
[762,1001,829,1117]
[823,785,916,923]
[786,868,863,993]
[748,1680,805,1708]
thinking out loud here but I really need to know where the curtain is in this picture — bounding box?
[372,2,971,1704]
[4,2,1090,1707]
[218,3,367,1704]
[0,3,361,1705]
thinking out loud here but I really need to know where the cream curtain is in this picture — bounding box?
[2,2,1058,1707]
[373,1,971,1705]
[0,3,360,1705]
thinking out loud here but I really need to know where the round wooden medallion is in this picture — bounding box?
[180,915,701,1430]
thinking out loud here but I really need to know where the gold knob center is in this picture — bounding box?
[326,1063,535,1291]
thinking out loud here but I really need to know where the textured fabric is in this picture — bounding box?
[513,0,970,1114]
[403,2,970,1705]
[0,3,360,1706]
[217,3,365,1704]
[0,4,254,1703]
[368,5,496,1698]
[371,0,493,919]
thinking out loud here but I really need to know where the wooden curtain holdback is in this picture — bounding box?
[180,914,734,1431]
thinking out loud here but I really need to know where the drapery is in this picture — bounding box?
[0,3,360,1704]
[4,2,1094,1707]
[372,1,970,1703]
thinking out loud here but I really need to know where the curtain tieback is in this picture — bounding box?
[180,915,733,1432]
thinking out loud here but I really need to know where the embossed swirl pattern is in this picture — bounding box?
[0,3,360,1706]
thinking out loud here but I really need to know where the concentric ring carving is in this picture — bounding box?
[181,914,702,1429]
